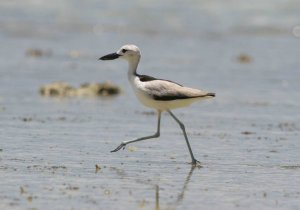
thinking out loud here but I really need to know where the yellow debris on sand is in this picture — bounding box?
[39,81,121,97]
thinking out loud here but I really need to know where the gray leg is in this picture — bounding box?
[111,110,161,152]
[167,110,200,165]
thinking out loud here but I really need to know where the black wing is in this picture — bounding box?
[137,74,183,87]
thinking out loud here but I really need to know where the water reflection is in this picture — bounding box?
[108,164,200,209]
[155,185,160,210]
[155,166,198,210]
[174,165,197,205]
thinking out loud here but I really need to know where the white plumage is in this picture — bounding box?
[99,44,215,165]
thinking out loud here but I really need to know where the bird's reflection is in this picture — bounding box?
[107,164,200,210]
[155,165,198,210]
[175,165,197,204]
[155,185,160,210]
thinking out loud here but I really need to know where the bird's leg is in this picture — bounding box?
[111,110,161,152]
[167,110,200,166]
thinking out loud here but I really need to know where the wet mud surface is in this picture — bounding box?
[1,0,300,209]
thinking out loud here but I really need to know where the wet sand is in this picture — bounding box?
[1,0,300,209]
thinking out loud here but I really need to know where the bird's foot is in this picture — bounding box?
[190,159,202,168]
[111,142,126,152]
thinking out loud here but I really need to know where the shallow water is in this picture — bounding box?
[1,0,300,209]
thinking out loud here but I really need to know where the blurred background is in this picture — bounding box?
[0,0,300,210]
[0,0,299,113]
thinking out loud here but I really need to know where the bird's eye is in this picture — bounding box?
[122,49,127,53]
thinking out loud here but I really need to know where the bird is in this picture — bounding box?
[99,44,215,165]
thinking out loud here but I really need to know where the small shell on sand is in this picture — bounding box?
[25,48,52,57]
[95,164,101,173]
[40,81,121,97]
[237,53,252,63]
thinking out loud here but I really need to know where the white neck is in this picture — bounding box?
[127,56,140,81]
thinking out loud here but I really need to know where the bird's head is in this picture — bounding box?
[99,44,141,61]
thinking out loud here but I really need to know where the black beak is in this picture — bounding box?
[99,52,120,60]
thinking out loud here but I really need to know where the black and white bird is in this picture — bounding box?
[99,44,215,165]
